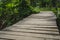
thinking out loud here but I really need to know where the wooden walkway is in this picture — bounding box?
[0,11,60,40]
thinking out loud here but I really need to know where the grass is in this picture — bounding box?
[40,7,51,11]
[29,6,40,13]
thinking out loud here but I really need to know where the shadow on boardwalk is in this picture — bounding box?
[56,19,60,34]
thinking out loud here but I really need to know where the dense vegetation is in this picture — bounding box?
[0,0,60,30]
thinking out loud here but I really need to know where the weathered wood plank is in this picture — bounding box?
[0,11,60,40]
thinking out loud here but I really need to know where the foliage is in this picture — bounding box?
[0,0,60,30]
[0,0,32,29]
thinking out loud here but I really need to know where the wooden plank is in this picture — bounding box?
[0,11,59,40]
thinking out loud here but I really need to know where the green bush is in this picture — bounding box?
[57,8,60,21]
[0,0,31,29]
[0,0,41,30]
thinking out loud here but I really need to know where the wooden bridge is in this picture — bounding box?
[0,11,60,40]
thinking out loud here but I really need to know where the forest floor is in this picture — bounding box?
[0,11,60,40]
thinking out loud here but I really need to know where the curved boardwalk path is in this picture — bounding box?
[0,11,60,40]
